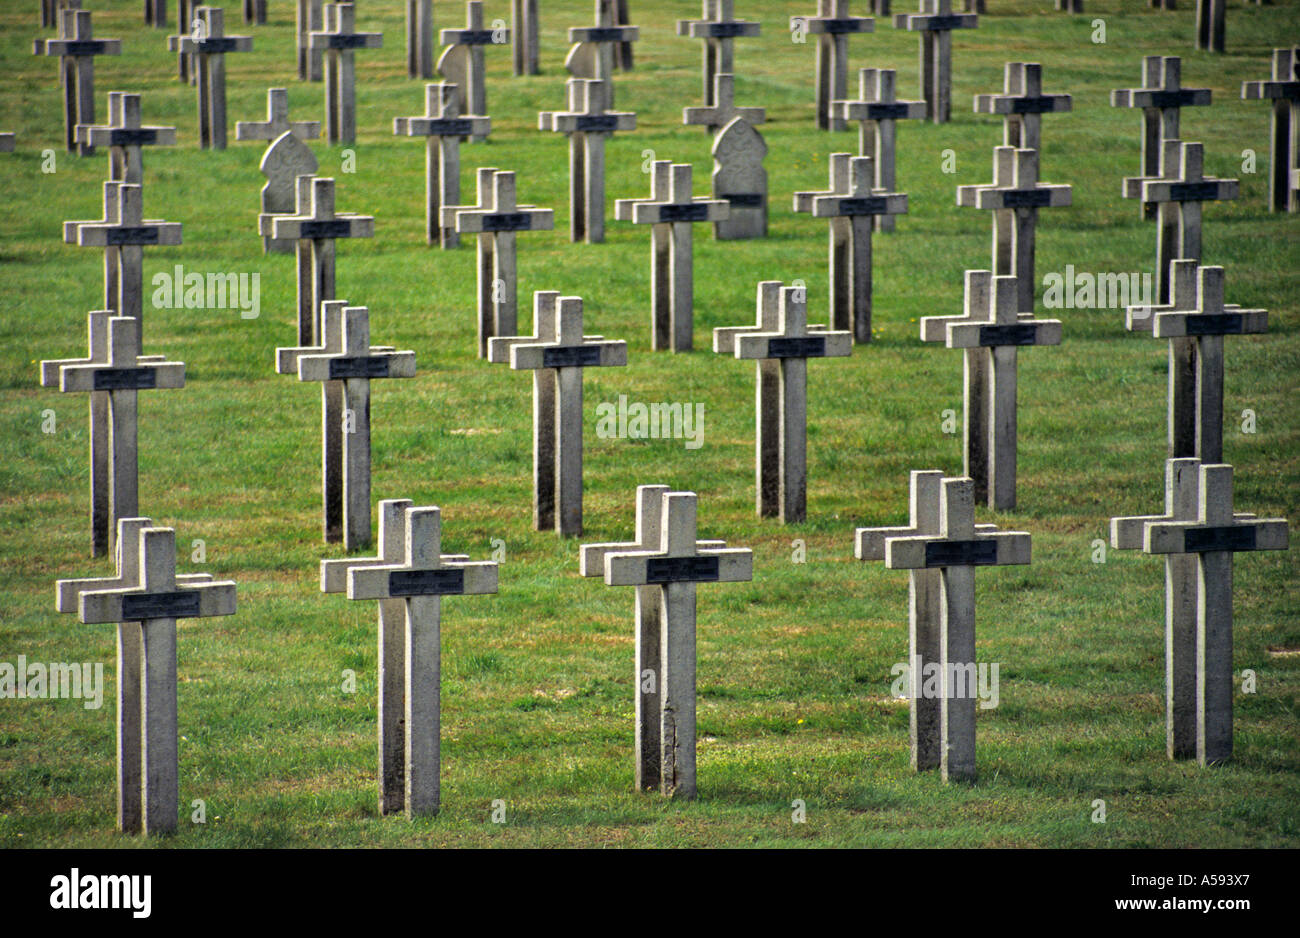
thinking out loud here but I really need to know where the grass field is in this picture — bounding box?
[1,0,1297,848]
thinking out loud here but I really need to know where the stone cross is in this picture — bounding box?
[682,71,765,136]
[58,520,236,834]
[512,0,539,76]
[407,0,435,78]
[920,271,1062,510]
[957,146,1072,313]
[310,2,383,145]
[33,9,121,155]
[710,112,768,241]
[0,133,14,152]
[795,0,873,131]
[793,153,907,342]
[236,87,322,144]
[1141,140,1238,304]
[831,68,925,232]
[973,62,1072,155]
[565,0,641,108]
[676,1,761,106]
[438,1,504,141]
[614,161,730,352]
[395,83,491,249]
[239,90,323,254]
[43,314,184,560]
[41,0,80,31]
[1112,56,1211,220]
[539,79,636,244]
[297,0,324,81]
[1126,263,1266,463]
[68,182,183,337]
[76,92,176,185]
[581,489,752,799]
[323,503,497,817]
[243,0,267,25]
[713,282,851,522]
[1118,462,1288,765]
[171,0,198,84]
[893,0,978,124]
[269,175,376,345]
[488,292,628,536]
[1242,48,1300,213]
[856,473,1030,782]
[168,6,253,150]
[854,471,999,772]
[1195,0,1225,54]
[280,303,416,549]
[443,169,555,358]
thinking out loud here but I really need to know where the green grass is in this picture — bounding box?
[1,0,1298,848]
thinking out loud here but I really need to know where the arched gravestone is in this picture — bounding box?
[259,131,319,254]
[711,115,767,240]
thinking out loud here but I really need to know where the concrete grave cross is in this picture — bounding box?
[854,470,1000,771]
[584,489,753,799]
[488,292,628,536]
[243,0,267,25]
[1132,462,1288,765]
[41,0,81,31]
[407,0,435,78]
[241,90,322,255]
[1112,56,1211,220]
[1195,0,1226,54]
[297,0,325,80]
[310,2,383,145]
[831,68,925,232]
[710,110,769,241]
[1242,48,1300,213]
[794,0,874,131]
[395,83,491,248]
[40,312,181,557]
[615,161,730,352]
[676,1,761,107]
[169,0,200,84]
[511,0,539,76]
[269,175,376,345]
[682,71,766,136]
[443,168,555,358]
[70,182,183,332]
[168,6,253,150]
[1140,141,1238,304]
[566,0,641,108]
[236,87,322,143]
[714,282,851,522]
[33,9,122,155]
[54,517,216,832]
[921,271,1063,510]
[893,0,978,124]
[794,152,907,342]
[539,79,636,243]
[286,304,416,549]
[333,504,498,817]
[973,62,1072,155]
[1109,458,1263,761]
[438,0,503,140]
[76,92,176,184]
[858,474,1030,782]
[59,521,235,835]
[956,145,1072,313]
[1126,263,1266,463]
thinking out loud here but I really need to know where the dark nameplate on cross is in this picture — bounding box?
[978,324,1041,346]
[822,21,860,34]
[328,35,376,50]
[924,15,964,30]
[659,204,710,223]
[1184,313,1245,336]
[106,227,160,246]
[482,213,533,232]
[837,197,889,215]
[106,129,161,146]
[768,337,828,359]
[457,30,497,43]
[575,115,621,133]
[924,539,999,567]
[542,346,602,368]
[299,221,355,239]
[1148,90,1198,109]
[63,41,111,56]
[1184,526,1257,552]
[429,119,475,136]
[583,28,627,42]
[722,193,764,207]
[93,368,158,391]
[1011,99,1061,115]
[708,23,750,38]
[1168,182,1223,201]
[329,357,391,379]
[1000,190,1053,209]
[196,38,241,53]
[646,556,721,583]
[868,103,913,120]
[388,568,467,597]
[121,591,202,620]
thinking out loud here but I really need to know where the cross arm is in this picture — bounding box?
[833,99,927,122]
[810,192,908,218]
[395,115,491,137]
[683,104,765,127]
[857,523,1001,561]
[974,94,1072,115]
[57,573,213,614]
[541,112,637,134]
[347,560,498,601]
[450,206,555,234]
[39,39,123,56]
[77,125,178,148]
[270,213,375,241]
[884,531,1031,570]
[276,343,396,375]
[604,547,754,587]
[76,221,183,247]
[296,350,417,382]
[678,20,761,39]
[623,199,730,225]
[509,340,628,370]
[79,580,237,624]
[579,539,727,577]
[1242,80,1300,101]
[802,17,873,35]
[1110,512,1257,551]
[321,554,470,593]
[59,361,185,392]
[308,33,383,51]
[171,36,255,54]
[892,13,976,31]
[734,331,853,360]
[944,318,1063,348]
[1111,88,1211,109]
[1140,178,1239,203]
[1143,519,1289,555]
[568,26,640,43]
[971,184,1073,210]
[1152,309,1267,338]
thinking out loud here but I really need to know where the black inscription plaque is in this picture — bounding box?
[922,15,965,31]
[705,23,750,38]
[1184,526,1257,553]
[925,539,999,568]
[122,590,201,620]
[482,213,533,232]
[196,38,240,53]
[646,556,720,583]
[581,28,627,43]
[1184,313,1244,336]
[388,568,466,596]
[866,103,912,120]
[543,346,602,368]
[1146,91,1198,109]
[106,129,161,146]
[1000,190,1053,209]
[768,337,827,359]
[105,226,160,245]
[1167,182,1223,202]
[978,324,1041,347]
[575,115,620,133]
[427,119,475,136]
[1011,98,1063,115]
[823,20,865,34]
[327,34,376,50]
[658,203,710,223]
[722,193,764,207]
[329,357,390,379]
[837,197,888,215]
[62,41,111,56]
[298,220,355,239]
[93,367,157,391]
